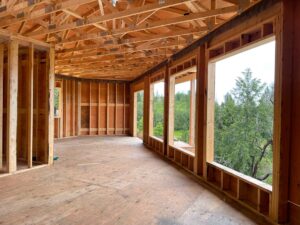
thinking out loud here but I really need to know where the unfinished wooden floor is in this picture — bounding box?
[0,136,270,225]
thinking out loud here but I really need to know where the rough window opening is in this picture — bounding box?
[209,38,276,185]
[54,87,61,118]
[169,66,197,155]
[150,80,164,140]
[134,90,144,140]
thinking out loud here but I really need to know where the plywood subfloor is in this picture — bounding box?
[0,136,270,225]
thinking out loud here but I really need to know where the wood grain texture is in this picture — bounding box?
[6,40,18,173]
[0,136,272,225]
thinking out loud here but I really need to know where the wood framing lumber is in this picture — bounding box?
[47,47,55,165]
[6,40,18,173]
[26,0,198,37]
[26,44,34,168]
[0,0,96,28]
[0,28,50,49]
[0,0,49,18]
[56,29,204,52]
[106,83,109,134]
[77,82,81,136]
[0,44,3,169]
[55,6,237,44]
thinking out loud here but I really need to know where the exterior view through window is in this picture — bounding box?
[174,81,191,144]
[169,66,197,154]
[136,90,144,139]
[150,81,164,139]
[213,40,275,185]
[54,87,61,117]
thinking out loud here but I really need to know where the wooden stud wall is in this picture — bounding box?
[54,78,130,138]
[0,42,53,176]
[283,1,300,224]
[129,2,300,224]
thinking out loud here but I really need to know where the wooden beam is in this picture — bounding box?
[115,83,117,134]
[63,80,67,137]
[205,60,216,179]
[123,83,126,134]
[194,45,206,176]
[149,83,154,137]
[133,92,137,137]
[163,66,169,156]
[26,44,34,168]
[189,78,196,146]
[54,6,236,44]
[168,75,175,147]
[0,44,3,169]
[56,54,167,66]
[27,0,198,37]
[143,76,150,143]
[56,40,187,61]
[106,83,109,135]
[6,40,18,173]
[47,47,55,165]
[0,28,50,49]
[72,80,76,136]
[56,28,204,52]
[98,83,101,135]
[62,9,83,19]
[34,53,40,159]
[0,0,49,18]
[89,82,91,135]
[0,0,96,28]
[77,82,81,136]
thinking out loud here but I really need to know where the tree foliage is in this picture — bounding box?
[136,69,273,184]
[153,91,164,138]
[151,87,191,143]
[136,91,144,138]
[54,88,60,117]
[215,69,274,184]
[174,91,191,143]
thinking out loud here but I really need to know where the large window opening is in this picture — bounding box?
[210,39,276,185]
[169,66,197,154]
[150,80,164,140]
[134,90,144,139]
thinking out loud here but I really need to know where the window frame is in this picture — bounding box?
[168,65,197,156]
[149,79,165,141]
[206,36,278,191]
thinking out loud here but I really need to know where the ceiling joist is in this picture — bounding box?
[0,0,257,80]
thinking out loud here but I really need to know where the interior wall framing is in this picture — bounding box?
[55,77,130,138]
[0,40,54,176]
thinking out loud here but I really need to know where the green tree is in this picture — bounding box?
[215,69,273,184]
[153,91,164,138]
[174,91,191,143]
[54,88,60,116]
[136,91,144,138]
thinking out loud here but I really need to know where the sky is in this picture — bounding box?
[152,40,276,101]
[215,40,276,103]
[153,81,165,96]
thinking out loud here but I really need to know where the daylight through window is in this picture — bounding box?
[150,81,164,140]
[169,66,197,154]
[54,87,61,118]
[135,90,144,139]
[211,39,276,185]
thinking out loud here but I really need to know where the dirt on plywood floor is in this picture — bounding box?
[0,136,270,225]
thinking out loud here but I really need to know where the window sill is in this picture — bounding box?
[208,161,272,193]
[149,135,164,143]
[169,144,195,157]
